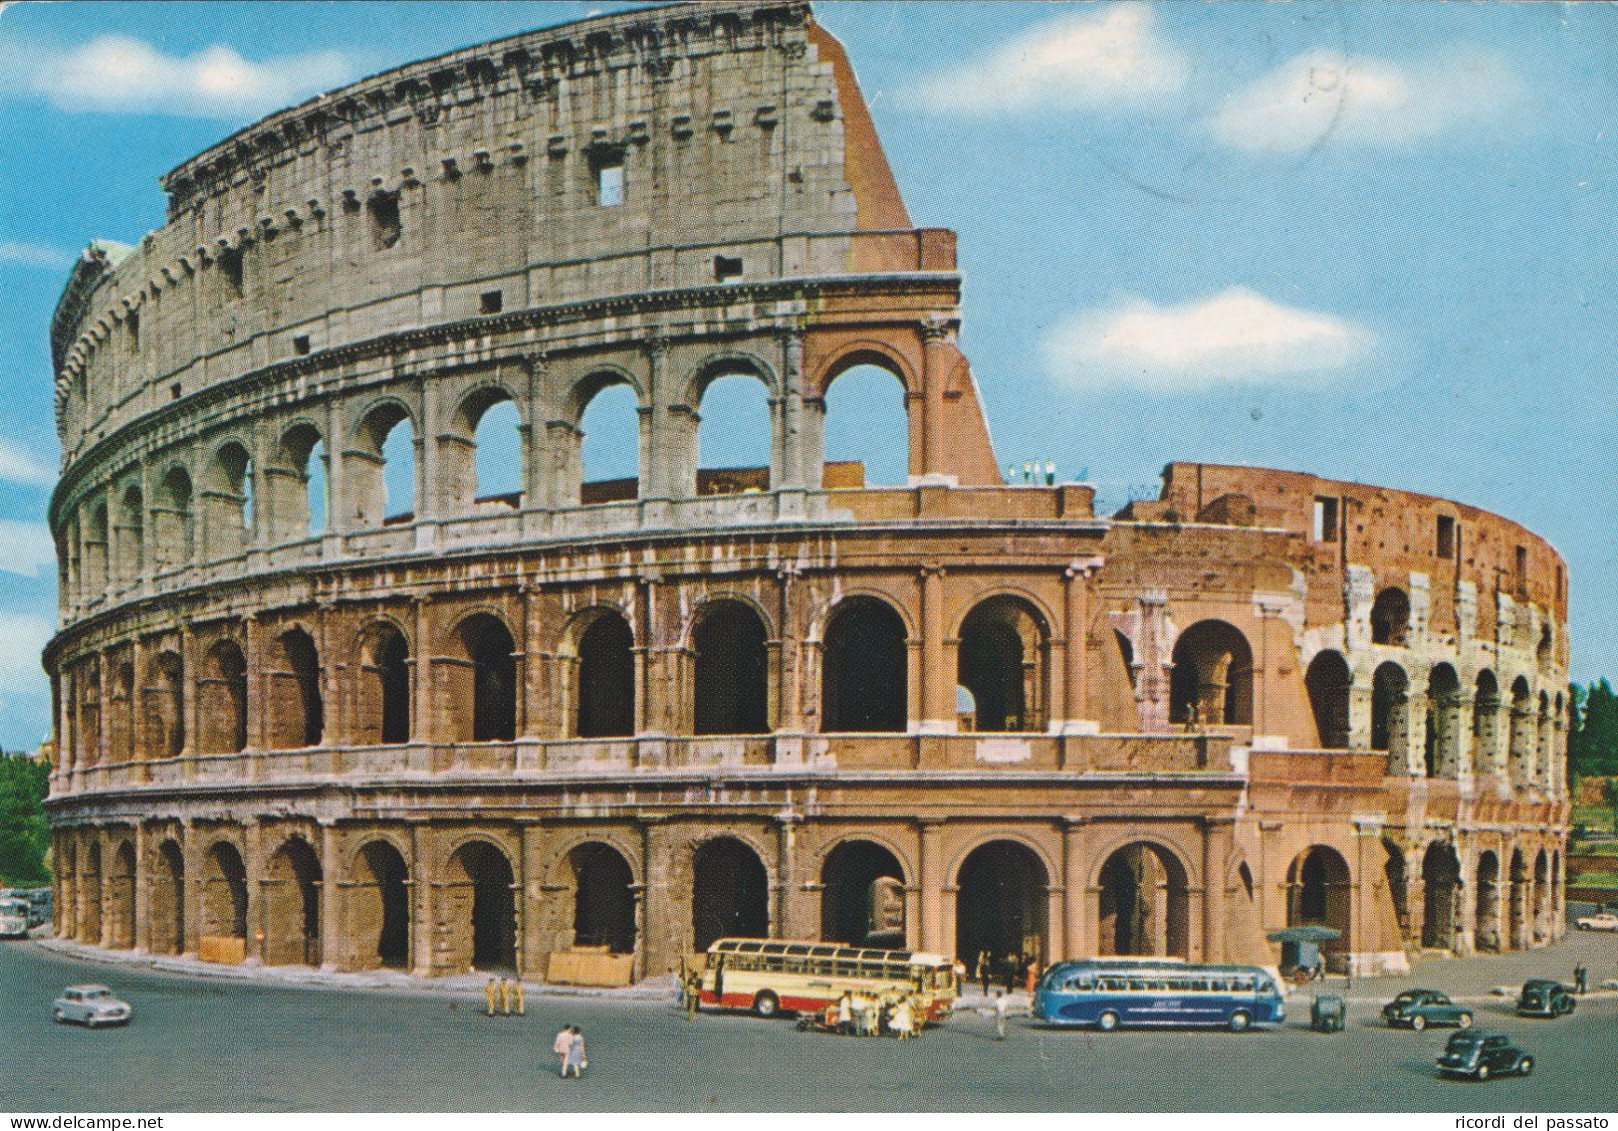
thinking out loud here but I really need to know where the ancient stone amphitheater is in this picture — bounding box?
[44,1,1568,982]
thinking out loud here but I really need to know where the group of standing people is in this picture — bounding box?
[828,989,928,1038]
[484,976,525,1017]
[973,950,1039,996]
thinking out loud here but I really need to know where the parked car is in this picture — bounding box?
[1574,911,1618,932]
[1517,979,1576,1018]
[1437,1031,1533,1080]
[1382,988,1473,1030]
[51,985,132,1028]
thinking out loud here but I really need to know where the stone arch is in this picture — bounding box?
[1383,838,1410,939]
[1169,619,1253,726]
[444,838,517,972]
[350,399,416,526]
[1285,846,1352,965]
[80,839,103,943]
[57,838,78,940]
[1536,624,1553,672]
[262,835,322,966]
[145,650,184,759]
[201,440,253,559]
[266,421,325,541]
[814,342,917,398]
[1370,587,1410,646]
[1424,663,1463,778]
[1536,691,1553,788]
[355,620,411,745]
[1095,840,1191,959]
[1508,847,1529,949]
[1371,661,1409,759]
[1421,840,1461,951]
[200,839,248,944]
[116,482,144,584]
[1305,649,1351,749]
[351,839,410,970]
[692,598,770,735]
[957,594,1050,733]
[570,607,635,738]
[820,838,907,946]
[1474,850,1501,952]
[149,838,184,956]
[268,628,323,749]
[446,382,525,513]
[1473,670,1500,776]
[198,638,247,755]
[820,353,912,487]
[153,464,193,571]
[81,498,109,597]
[1509,676,1534,785]
[691,835,769,952]
[443,611,517,743]
[693,370,775,496]
[956,838,1052,967]
[571,371,643,506]
[822,595,908,733]
[567,841,637,954]
[106,836,136,946]
[682,350,782,407]
[1532,847,1551,943]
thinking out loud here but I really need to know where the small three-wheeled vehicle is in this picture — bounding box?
[1311,994,1345,1033]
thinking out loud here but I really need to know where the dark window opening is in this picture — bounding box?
[822,598,907,732]
[293,335,311,356]
[368,191,402,249]
[693,602,769,735]
[1370,588,1410,647]
[1313,496,1338,542]
[480,290,503,314]
[127,310,140,352]
[713,255,743,283]
[218,247,244,296]
[1515,545,1529,599]
[1436,515,1456,559]
[170,383,182,401]
[577,613,635,738]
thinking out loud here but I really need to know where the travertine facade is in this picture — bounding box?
[45,2,1568,984]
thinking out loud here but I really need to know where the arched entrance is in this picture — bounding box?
[822,597,907,732]
[263,837,322,966]
[150,839,184,956]
[353,841,410,970]
[957,597,1048,732]
[576,612,634,738]
[270,629,323,749]
[1286,846,1352,967]
[457,614,516,742]
[1305,651,1351,749]
[1475,851,1501,953]
[357,624,411,745]
[692,601,769,735]
[1383,838,1409,941]
[691,837,769,953]
[956,840,1050,969]
[106,841,135,949]
[447,840,517,972]
[80,841,102,944]
[1421,841,1460,951]
[1371,662,1409,762]
[820,840,906,947]
[1169,620,1253,726]
[569,843,637,954]
[199,640,247,755]
[201,841,248,945]
[1097,842,1189,958]
[1508,849,1529,950]
[1425,664,1462,778]
[1533,849,1550,944]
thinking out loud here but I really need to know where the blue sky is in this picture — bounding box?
[0,1,1612,750]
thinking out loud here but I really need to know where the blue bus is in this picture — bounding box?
[1032,958,1286,1032]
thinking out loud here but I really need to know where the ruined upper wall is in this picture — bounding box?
[50,1,937,460]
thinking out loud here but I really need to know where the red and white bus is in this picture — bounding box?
[698,937,959,1021]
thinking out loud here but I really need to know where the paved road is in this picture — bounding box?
[3,926,1617,1112]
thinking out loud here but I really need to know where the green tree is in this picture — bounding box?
[1570,680,1618,782]
[0,752,50,886]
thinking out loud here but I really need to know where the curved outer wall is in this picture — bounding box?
[45,2,1567,981]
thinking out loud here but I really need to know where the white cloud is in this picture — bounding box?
[1043,288,1376,391]
[0,441,57,489]
[907,5,1187,114]
[11,34,352,119]
[1209,48,1524,153]
[0,242,68,269]
[0,611,54,689]
[0,520,57,579]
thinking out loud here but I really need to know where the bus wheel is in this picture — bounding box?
[1097,1011,1120,1033]
[1228,1010,1251,1033]
[753,991,780,1019]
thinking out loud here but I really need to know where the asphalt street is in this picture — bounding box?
[3,923,1617,1112]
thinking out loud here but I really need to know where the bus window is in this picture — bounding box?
[1234,976,1254,992]
[1126,978,1145,992]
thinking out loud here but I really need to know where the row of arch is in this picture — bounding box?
[59,593,1063,769]
[1369,586,1558,675]
[59,361,914,606]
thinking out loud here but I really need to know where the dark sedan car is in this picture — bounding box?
[1516,979,1576,1018]
[1382,989,1473,1031]
[1437,1031,1533,1080]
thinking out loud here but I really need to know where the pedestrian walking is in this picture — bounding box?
[836,991,853,1035]
[685,971,703,1020]
[1575,963,1588,995]
[485,976,499,1017]
[993,990,1008,1040]
[564,1027,587,1078]
[499,976,514,1016]
[512,978,525,1016]
[1000,953,1016,995]
[976,950,991,996]
[553,1025,573,1076]
[893,996,913,1040]
[1024,959,1039,994]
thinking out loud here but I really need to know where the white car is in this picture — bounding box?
[1575,912,1618,932]
[51,985,132,1028]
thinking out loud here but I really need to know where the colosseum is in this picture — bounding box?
[43,1,1569,984]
